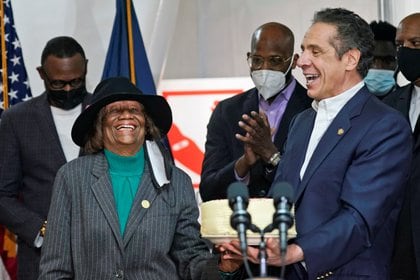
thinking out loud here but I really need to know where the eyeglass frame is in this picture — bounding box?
[246,53,293,70]
[40,68,86,90]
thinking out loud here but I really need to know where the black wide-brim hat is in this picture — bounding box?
[71,76,172,147]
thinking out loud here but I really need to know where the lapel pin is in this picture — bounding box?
[141,200,150,209]
[337,128,344,135]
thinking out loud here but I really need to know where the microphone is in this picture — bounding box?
[271,182,294,256]
[227,182,251,255]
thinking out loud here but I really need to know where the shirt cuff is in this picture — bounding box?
[234,169,250,185]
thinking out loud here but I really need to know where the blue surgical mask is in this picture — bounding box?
[364,69,396,97]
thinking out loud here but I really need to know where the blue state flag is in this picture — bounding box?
[102,0,173,158]
[102,0,156,95]
[0,0,32,117]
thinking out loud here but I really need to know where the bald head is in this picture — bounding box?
[400,12,420,25]
[250,22,295,57]
[396,13,420,49]
[396,13,420,85]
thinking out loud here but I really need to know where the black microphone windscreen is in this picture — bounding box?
[272,182,294,204]
[227,182,249,201]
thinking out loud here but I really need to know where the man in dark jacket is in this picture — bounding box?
[0,36,91,280]
[384,12,420,280]
[200,22,312,202]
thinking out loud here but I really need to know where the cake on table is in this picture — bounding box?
[200,198,296,245]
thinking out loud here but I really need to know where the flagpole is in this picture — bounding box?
[125,0,136,85]
[0,1,8,109]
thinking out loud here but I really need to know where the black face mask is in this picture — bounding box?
[397,47,420,82]
[47,86,87,110]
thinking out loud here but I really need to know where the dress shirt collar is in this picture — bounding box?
[311,81,364,121]
[259,77,296,106]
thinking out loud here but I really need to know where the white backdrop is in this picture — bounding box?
[12,0,180,95]
[11,0,420,96]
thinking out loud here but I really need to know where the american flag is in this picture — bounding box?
[0,0,32,117]
[0,1,29,278]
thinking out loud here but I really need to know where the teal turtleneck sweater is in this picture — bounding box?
[104,148,145,236]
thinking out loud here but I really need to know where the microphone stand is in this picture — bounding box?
[275,200,293,280]
[258,229,268,277]
[270,181,295,280]
[245,224,281,280]
[279,226,287,280]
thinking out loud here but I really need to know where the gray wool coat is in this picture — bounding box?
[38,152,221,280]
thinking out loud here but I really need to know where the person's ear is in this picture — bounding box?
[291,53,299,69]
[85,59,89,75]
[36,66,45,80]
[344,48,360,71]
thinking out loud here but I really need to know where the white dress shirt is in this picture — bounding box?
[409,85,420,132]
[50,104,82,162]
[300,81,364,179]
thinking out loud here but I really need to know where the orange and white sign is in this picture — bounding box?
[159,77,254,188]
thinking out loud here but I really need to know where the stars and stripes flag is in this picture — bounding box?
[0,226,14,280]
[0,0,32,117]
[0,1,31,278]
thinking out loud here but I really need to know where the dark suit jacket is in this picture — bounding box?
[0,92,90,280]
[384,83,420,279]
[38,152,220,280]
[200,80,311,201]
[273,88,412,279]
[411,134,420,278]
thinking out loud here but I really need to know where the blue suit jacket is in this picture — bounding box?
[272,87,412,279]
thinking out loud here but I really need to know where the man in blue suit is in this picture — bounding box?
[222,8,413,279]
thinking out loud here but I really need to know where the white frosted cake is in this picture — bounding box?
[200,198,296,244]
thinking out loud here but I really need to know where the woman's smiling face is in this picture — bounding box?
[102,100,146,156]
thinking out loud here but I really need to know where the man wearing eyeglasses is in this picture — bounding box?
[200,22,312,203]
[0,36,91,280]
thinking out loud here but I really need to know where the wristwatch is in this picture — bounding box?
[40,220,47,237]
[267,151,281,167]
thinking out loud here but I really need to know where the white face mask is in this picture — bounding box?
[251,58,293,101]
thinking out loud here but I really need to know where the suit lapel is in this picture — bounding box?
[34,94,67,163]
[35,92,91,159]
[273,83,307,150]
[395,85,413,117]
[285,109,315,185]
[123,163,159,246]
[90,154,125,250]
[400,85,420,153]
[413,117,420,152]
[395,84,420,152]
[273,108,315,195]
[243,88,259,113]
[296,89,369,201]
